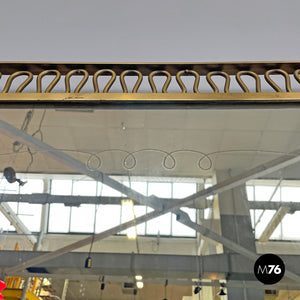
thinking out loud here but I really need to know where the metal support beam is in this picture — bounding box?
[254,178,282,228]
[3,193,300,212]
[174,210,300,282]
[61,279,69,300]
[35,179,50,250]
[249,201,299,212]
[2,251,300,283]
[258,206,291,243]
[0,202,36,247]
[20,277,31,300]
[0,193,212,209]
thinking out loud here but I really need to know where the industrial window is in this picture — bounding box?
[47,176,198,237]
[247,180,300,241]
[0,178,43,232]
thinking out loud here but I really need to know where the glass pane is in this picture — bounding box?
[95,205,121,232]
[269,221,281,240]
[203,208,211,220]
[146,207,171,235]
[282,212,300,240]
[148,182,171,198]
[48,204,70,232]
[98,183,121,197]
[0,210,15,231]
[120,203,146,235]
[254,185,280,201]
[250,209,255,228]
[122,181,147,196]
[18,203,42,232]
[281,186,300,202]
[254,210,276,238]
[70,204,95,232]
[120,200,135,236]
[173,183,196,198]
[172,207,196,237]
[73,180,97,196]
[0,179,19,194]
[51,180,72,195]
[246,186,254,201]
[134,205,146,235]
[19,179,44,194]
[8,202,18,211]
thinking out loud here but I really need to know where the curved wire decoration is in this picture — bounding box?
[265,69,292,92]
[148,70,172,93]
[120,70,143,93]
[65,69,89,93]
[294,69,300,85]
[37,70,61,93]
[206,71,230,93]
[236,71,261,93]
[2,71,33,93]
[93,69,116,93]
[0,62,300,100]
[176,70,200,93]
[121,149,212,171]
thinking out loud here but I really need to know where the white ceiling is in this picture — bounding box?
[1,108,300,179]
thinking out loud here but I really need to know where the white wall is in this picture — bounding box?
[0,0,299,62]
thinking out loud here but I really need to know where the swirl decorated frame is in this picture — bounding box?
[0,61,300,108]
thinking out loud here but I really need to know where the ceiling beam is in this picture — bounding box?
[258,206,291,243]
[174,209,300,282]
[249,201,299,212]
[1,251,296,278]
[3,251,300,288]
[0,202,36,247]
[0,193,211,209]
[3,193,300,213]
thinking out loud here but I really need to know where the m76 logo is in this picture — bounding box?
[257,265,282,275]
[254,254,285,284]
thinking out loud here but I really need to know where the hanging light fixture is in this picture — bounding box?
[163,279,168,300]
[194,285,201,294]
[121,199,137,239]
[135,274,144,289]
[135,275,143,281]
[217,288,227,296]
[217,283,227,296]
[136,281,144,289]
[100,276,105,290]
[3,167,26,186]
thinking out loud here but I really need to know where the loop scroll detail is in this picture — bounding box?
[93,69,116,93]
[206,71,230,93]
[65,69,89,93]
[294,69,300,85]
[120,70,143,93]
[176,70,200,93]
[148,70,171,93]
[265,69,292,92]
[236,71,261,93]
[37,70,61,93]
[2,71,33,93]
